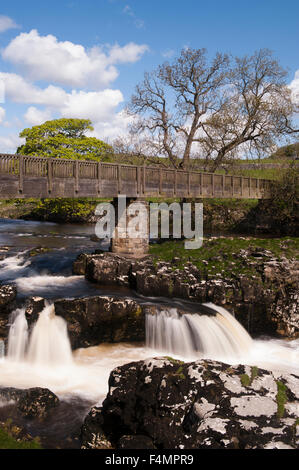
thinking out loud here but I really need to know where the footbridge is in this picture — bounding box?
[0,153,271,200]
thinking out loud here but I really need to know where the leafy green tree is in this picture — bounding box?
[17,118,113,161]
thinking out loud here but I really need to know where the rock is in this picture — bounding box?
[117,435,156,449]
[0,387,25,403]
[17,387,59,419]
[84,253,135,287]
[0,386,59,420]
[76,250,299,339]
[54,295,146,349]
[0,284,17,310]
[25,297,45,325]
[81,407,113,449]
[84,358,299,449]
[72,253,90,275]
[0,284,17,338]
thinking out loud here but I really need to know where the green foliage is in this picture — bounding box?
[267,166,299,227]
[0,422,42,449]
[276,381,288,419]
[29,198,97,223]
[18,118,113,161]
[240,374,251,387]
[271,142,299,160]
[240,367,259,387]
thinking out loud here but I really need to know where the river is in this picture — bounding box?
[0,218,298,448]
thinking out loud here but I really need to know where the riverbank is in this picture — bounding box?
[73,237,299,338]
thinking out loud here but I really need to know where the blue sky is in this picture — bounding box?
[0,0,299,152]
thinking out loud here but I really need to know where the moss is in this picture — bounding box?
[240,367,259,387]
[165,356,184,365]
[175,366,186,380]
[250,366,259,382]
[276,381,288,419]
[240,374,251,387]
[134,305,143,317]
[28,247,52,257]
[0,422,42,449]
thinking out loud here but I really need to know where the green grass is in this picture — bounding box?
[150,237,299,279]
[276,381,288,419]
[0,427,42,449]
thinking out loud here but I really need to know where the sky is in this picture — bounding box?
[0,0,299,153]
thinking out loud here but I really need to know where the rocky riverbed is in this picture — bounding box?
[0,229,298,449]
[81,357,299,449]
[73,241,299,339]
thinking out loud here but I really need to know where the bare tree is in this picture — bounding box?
[200,49,299,171]
[127,48,229,169]
[128,48,299,171]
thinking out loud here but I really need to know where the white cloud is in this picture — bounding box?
[123,5,145,29]
[0,71,127,134]
[24,106,53,126]
[2,29,148,88]
[0,107,5,123]
[0,133,23,153]
[0,29,150,150]
[290,70,299,103]
[0,15,19,33]
[60,89,124,121]
[90,109,134,141]
[162,49,175,59]
[0,73,67,106]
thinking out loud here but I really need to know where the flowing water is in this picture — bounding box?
[0,218,298,447]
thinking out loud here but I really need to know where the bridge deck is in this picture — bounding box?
[0,154,271,199]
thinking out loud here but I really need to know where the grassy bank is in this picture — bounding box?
[0,422,41,449]
[150,237,299,279]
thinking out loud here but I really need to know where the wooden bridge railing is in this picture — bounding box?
[0,153,272,199]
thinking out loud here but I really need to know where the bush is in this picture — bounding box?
[268,165,299,230]
[28,198,97,223]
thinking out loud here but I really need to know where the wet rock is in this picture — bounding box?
[0,386,59,420]
[25,297,45,325]
[54,295,145,349]
[0,284,17,338]
[72,253,90,275]
[0,387,25,403]
[0,284,17,310]
[84,358,299,449]
[17,387,59,419]
[117,435,156,449]
[81,407,113,449]
[76,250,299,339]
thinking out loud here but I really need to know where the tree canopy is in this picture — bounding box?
[127,48,299,171]
[17,118,113,161]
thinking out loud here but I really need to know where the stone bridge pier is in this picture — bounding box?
[110,197,149,257]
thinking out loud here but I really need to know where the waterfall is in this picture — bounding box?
[7,309,29,361]
[146,303,253,360]
[6,304,73,367]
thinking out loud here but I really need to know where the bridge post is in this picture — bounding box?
[110,197,149,257]
[18,154,23,194]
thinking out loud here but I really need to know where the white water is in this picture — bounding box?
[0,304,151,402]
[0,252,31,280]
[146,303,299,375]
[146,304,253,360]
[0,302,298,406]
